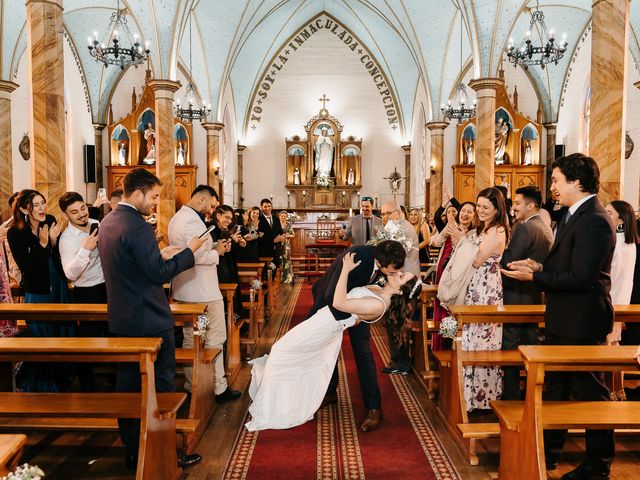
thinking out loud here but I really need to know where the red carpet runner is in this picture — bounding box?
[224,282,459,479]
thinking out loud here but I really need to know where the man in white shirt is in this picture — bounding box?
[58,191,107,391]
[169,185,240,404]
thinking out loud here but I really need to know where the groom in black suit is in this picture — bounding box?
[309,240,406,432]
[504,153,615,480]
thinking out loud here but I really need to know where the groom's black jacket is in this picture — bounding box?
[309,245,375,320]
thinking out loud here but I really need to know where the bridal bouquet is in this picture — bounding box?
[1,464,45,480]
[366,220,415,253]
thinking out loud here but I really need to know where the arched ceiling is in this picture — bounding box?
[0,1,638,128]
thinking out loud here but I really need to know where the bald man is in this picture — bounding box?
[379,201,421,374]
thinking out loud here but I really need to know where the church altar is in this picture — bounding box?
[285,95,362,210]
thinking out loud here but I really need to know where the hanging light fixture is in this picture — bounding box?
[441,12,476,122]
[174,10,211,123]
[507,0,568,70]
[87,0,150,70]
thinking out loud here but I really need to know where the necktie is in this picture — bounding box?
[267,215,272,228]
[365,217,370,242]
[556,211,572,238]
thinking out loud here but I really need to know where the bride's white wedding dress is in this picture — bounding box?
[245,286,387,431]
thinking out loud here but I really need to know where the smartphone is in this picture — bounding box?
[89,223,99,235]
[235,225,242,234]
[199,224,215,238]
[97,188,107,200]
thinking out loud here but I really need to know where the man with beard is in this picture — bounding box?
[99,168,206,470]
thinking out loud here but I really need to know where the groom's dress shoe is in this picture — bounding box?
[319,392,338,409]
[360,408,382,432]
[177,451,202,468]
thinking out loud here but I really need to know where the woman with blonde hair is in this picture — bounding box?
[408,208,431,264]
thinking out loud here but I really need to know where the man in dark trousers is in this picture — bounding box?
[504,153,615,480]
[257,198,284,262]
[99,168,206,469]
[500,185,553,400]
[309,240,406,432]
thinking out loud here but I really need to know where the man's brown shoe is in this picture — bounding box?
[360,408,382,432]
[319,392,338,409]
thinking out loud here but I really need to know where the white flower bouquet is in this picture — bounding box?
[286,212,302,223]
[195,314,209,335]
[314,175,334,190]
[1,464,45,480]
[439,316,459,339]
[366,220,415,253]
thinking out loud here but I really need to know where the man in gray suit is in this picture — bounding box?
[500,185,553,399]
[339,196,382,246]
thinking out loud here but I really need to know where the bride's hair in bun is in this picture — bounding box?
[385,277,422,347]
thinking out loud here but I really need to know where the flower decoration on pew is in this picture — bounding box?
[251,279,262,290]
[366,220,415,253]
[439,316,459,339]
[268,262,277,271]
[1,464,45,480]
[195,314,209,335]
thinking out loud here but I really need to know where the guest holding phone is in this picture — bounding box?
[235,208,260,263]
[277,210,295,284]
[211,205,244,318]
[8,189,73,391]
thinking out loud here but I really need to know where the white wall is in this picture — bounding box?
[409,81,430,208]
[10,57,30,193]
[239,28,405,210]
[219,80,238,206]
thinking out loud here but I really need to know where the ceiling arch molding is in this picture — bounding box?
[241,12,406,139]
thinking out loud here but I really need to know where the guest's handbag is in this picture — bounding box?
[437,236,479,307]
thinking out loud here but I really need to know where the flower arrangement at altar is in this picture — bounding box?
[366,220,415,253]
[314,174,334,190]
[1,464,45,480]
[286,212,302,224]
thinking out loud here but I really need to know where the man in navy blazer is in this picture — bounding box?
[504,154,615,480]
[99,168,206,469]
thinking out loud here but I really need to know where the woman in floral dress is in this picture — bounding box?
[277,211,295,284]
[451,187,508,411]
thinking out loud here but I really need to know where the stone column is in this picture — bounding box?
[0,81,18,220]
[93,123,106,193]
[543,123,557,200]
[148,79,181,244]
[237,144,247,208]
[401,144,411,207]
[26,0,65,217]
[426,122,447,213]
[469,78,504,195]
[590,0,630,204]
[202,122,224,194]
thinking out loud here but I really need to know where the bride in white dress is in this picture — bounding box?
[246,252,422,431]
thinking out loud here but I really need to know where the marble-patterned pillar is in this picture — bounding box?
[543,123,557,200]
[237,144,247,208]
[148,79,181,245]
[590,0,630,204]
[0,81,18,220]
[426,122,447,213]
[469,78,504,195]
[401,144,411,207]
[93,124,106,191]
[202,122,224,194]
[26,0,65,216]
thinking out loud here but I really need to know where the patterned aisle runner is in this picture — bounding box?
[223,283,460,480]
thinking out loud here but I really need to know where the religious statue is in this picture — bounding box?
[347,168,355,185]
[464,138,475,165]
[522,139,533,165]
[143,122,156,165]
[293,167,301,185]
[495,118,509,164]
[176,142,185,166]
[314,128,334,177]
[118,141,127,166]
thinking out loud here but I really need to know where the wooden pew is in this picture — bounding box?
[236,262,267,340]
[414,285,439,399]
[435,304,640,465]
[219,283,242,384]
[492,345,640,480]
[0,434,26,476]
[0,337,184,480]
[258,257,277,318]
[1,303,216,455]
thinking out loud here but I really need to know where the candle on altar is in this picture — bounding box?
[349,208,353,217]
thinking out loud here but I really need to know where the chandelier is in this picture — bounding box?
[87,0,149,70]
[441,12,476,122]
[174,10,211,122]
[507,1,568,70]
